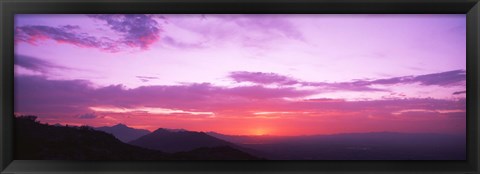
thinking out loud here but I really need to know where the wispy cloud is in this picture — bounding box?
[136,76,159,83]
[89,106,214,116]
[228,15,304,41]
[164,15,304,51]
[15,54,68,74]
[230,71,299,85]
[162,36,205,49]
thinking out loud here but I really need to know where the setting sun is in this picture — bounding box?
[251,128,269,136]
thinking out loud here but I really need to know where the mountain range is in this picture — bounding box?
[95,124,150,142]
[15,116,261,160]
[17,115,466,160]
[94,122,466,160]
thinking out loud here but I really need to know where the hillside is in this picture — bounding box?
[15,116,261,160]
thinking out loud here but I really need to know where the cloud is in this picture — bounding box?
[15,15,303,52]
[15,25,119,52]
[15,54,67,74]
[89,106,214,116]
[368,70,466,86]
[453,90,466,95]
[77,113,98,119]
[164,15,304,51]
[14,75,314,117]
[312,81,386,92]
[162,36,204,49]
[15,15,162,52]
[88,14,161,49]
[136,76,159,83]
[15,75,96,115]
[61,25,80,30]
[229,70,466,92]
[15,75,465,122]
[227,71,380,92]
[230,15,304,41]
[226,85,314,99]
[391,109,464,116]
[230,71,299,85]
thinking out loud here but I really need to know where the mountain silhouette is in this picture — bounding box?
[15,115,463,160]
[95,123,150,142]
[129,128,238,153]
[15,116,261,160]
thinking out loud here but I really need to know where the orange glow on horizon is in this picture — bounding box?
[250,128,270,136]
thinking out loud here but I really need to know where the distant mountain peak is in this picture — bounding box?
[153,128,170,133]
[95,124,151,143]
[153,128,190,134]
[129,128,238,153]
[167,128,188,132]
[112,123,128,128]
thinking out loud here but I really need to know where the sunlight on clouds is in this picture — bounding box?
[89,106,214,116]
[253,111,313,115]
[392,109,465,115]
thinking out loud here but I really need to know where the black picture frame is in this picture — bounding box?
[1,0,479,173]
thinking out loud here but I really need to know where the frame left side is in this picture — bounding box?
[1,0,15,172]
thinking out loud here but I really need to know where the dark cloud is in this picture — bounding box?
[77,113,98,119]
[15,15,162,52]
[15,75,95,116]
[229,70,466,92]
[15,25,118,52]
[453,91,466,95]
[88,14,161,49]
[61,25,80,30]
[369,70,466,86]
[15,54,67,74]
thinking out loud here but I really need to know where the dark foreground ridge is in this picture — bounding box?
[15,116,261,160]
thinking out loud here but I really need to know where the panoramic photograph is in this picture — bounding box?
[14,14,466,160]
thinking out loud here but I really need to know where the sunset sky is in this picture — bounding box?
[14,14,466,136]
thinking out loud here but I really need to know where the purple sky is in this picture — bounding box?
[13,14,466,135]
